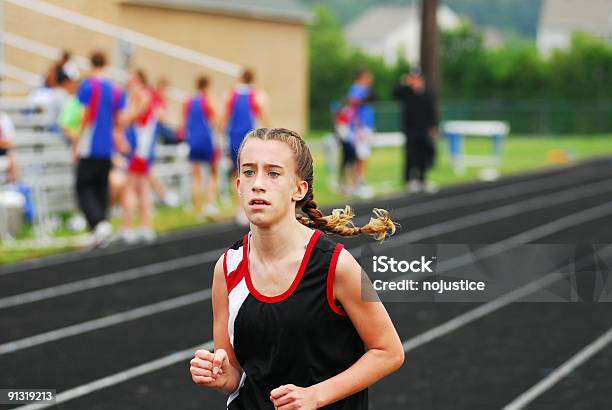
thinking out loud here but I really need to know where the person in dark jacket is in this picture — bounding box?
[392,67,438,193]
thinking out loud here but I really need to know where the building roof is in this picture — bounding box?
[345,5,419,43]
[122,0,313,24]
[539,0,612,35]
[344,3,460,44]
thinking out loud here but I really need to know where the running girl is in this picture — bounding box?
[189,128,404,409]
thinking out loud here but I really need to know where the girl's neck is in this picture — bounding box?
[250,216,313,262]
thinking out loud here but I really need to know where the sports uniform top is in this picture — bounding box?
[223,229,368,410]
[226,84,260,160]
[127,88,159,174]
[183,93,215,161]
[348,84,374,132]
[77,76,126,159]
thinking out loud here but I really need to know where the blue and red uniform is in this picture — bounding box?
[127,88,159,175]
[226,85,260,166]
[77,77,126,159]
[184,93,216,163]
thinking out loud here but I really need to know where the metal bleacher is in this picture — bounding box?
[0,94,192,238]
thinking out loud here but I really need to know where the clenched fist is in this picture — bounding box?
[269,384,319,410]
[190,348,231,390]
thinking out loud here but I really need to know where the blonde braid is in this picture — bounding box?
[298,197,395,241]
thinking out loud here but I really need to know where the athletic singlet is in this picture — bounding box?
[125,89,158,174]
[183,93,215,153]
[226,85,259,150]
[223,230,368,410]
[77,77,125,159]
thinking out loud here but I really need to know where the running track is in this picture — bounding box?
[1,157,612,409]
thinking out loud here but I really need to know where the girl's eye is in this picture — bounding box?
[243,170,254,177]
[268,171,280,178]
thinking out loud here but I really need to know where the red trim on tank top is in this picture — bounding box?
[245,230,321,303]
[224,242,248,294]
[327,243,347,316]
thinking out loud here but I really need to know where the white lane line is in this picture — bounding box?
[0,164,596,277]
[403,271,565,352]
[2,179,611,310]
[403,243,612,353]
[501,327,612,410]
[0,290,212,355]
[0,221,237,276]
[0,250,218,310]
[6,208,612,409]
[11,341,214,410]
[4,199,612,357]
[434,201,612,273]
[355,178,612,259]
[373,170,585,220]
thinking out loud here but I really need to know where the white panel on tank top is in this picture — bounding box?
[134,119,158,158]
[225,246,243,274]
[226,370,247,407]
[227,278,249,347]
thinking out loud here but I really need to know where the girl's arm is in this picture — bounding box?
[255,90,271,128]
[315,248,404,405]
[216,91,230,134]
[271,248,404,408]
[119,91,150,126]
[190,255,244,395]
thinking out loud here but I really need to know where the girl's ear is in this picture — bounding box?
[293,180,308,202]
[236,175,242,196]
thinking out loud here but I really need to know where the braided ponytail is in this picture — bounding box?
[237,128,396,241]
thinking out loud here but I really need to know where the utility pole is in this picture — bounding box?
[420,0,440,100]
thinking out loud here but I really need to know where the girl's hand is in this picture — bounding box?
[269,384,319,410]
[189,349,230,390]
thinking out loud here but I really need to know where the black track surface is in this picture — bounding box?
[1,157,612,410]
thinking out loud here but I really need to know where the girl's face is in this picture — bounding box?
[237,138,308,228]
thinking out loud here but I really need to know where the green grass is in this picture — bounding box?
[1,134,611,265]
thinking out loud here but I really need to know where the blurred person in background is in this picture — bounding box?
[39,50,80,129]
[44,50,79,88]
[219,68,270,225]
[58,77,84,146]
[149,76,179,208]
[119,69,159,244]
[392,67,438,193]
[353,91,376,198]
[152,77,176,143]
[181,75,219,220]
[0,108,18,184]
[337,68,374,197]
[74,50,129,246]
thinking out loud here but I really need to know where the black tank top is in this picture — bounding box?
[223,229,368,409]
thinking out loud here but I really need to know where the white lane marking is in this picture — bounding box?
[11,341,214,410]
[2,179,611,310]
[0,251,218,310]
[354,178,612,258]
[502,327,612,410]
[0,290,211,355]
[402,243,612,352]
[403,271,565,352]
